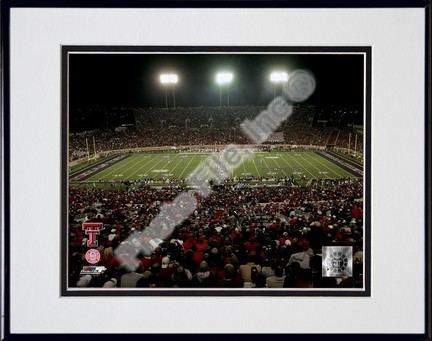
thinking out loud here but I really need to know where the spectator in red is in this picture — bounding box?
[351,204,363,219]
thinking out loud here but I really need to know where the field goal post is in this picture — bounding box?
[86,136,99,162]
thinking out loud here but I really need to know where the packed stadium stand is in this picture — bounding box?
[69,105,363,162]
[69,104,364,289]
[69,180,363,289]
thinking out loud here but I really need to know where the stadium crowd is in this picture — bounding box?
[69,105,364,161]
[69,104,364,290]
[69,178,364,289]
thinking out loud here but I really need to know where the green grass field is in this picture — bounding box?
[71,151,360,183]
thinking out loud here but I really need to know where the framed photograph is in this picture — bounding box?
[1,0,430,339]
[62,46,370,297]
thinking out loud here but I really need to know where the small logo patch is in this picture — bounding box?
[322,246,353,277]
[85,249,101,264]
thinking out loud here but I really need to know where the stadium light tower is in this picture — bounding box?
[216,72,233,108]
[270,72,288,100]
[160,74,178,109]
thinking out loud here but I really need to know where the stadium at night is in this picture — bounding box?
[65,50,367,293]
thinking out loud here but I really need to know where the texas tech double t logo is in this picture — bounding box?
[82,222,103,247]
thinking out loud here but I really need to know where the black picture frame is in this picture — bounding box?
[1,0,430,340]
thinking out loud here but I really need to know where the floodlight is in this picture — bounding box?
[216,72,233,84]
[216,72,233,107]
[160,74,178,108]
[270,72,288,82]
[160,74,178,84]
[270,72,288,99]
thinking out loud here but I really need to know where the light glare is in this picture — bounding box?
[160,74,178,84]
[270,72,288,82]
[216,72,233,84]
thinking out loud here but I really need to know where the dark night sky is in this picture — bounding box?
[70,53,364,107]
[68,53,365,130]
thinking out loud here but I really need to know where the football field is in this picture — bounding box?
[70,151,361,183]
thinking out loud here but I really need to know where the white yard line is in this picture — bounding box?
[122,154,162,180]
[179,153,200,178]
[169,154,187,177]
[306,153,353,177]
[251,154,261,177]
[241,153,249,176]
[285,152,315,178]
[142,154,180,180]
[260,153,276,177]
[278,153,295,176]
[87,154,140,181]
[266,152,287,177]
[299,153,344,178]
[117,154,165,181]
